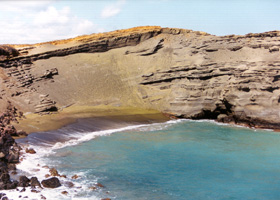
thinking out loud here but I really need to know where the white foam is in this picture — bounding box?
[50,119,186,151]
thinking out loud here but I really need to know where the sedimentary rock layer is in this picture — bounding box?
[0,26,280,129]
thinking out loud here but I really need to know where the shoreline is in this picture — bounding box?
[3,105,277,200]
[0,106,169,200]
[13,104,280,140]
[13,105,169,135]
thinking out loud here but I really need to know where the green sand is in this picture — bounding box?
[14,105,169,134]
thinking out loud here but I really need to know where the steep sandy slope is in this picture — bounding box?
[0,26,280,129]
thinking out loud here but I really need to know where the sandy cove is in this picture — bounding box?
[13,105,169,135]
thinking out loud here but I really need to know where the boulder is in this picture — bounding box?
[41,177,61,188]
[6,181,18,190]
[0,173,10,184]
[30,177,42,188]
[18,175,30,187]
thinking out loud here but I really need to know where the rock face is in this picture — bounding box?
[0,46,19,61]
[0,26,280,129]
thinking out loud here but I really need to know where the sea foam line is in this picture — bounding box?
[51,119,186,151]
[5,119,186,200]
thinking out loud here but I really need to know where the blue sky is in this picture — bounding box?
[0,0,279,44]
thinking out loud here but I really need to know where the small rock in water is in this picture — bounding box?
[96,183,105,188]
[45,174,50,178]
[49,168,59,176]
[71,174,79,179]
[64,181,74,188]
[61,191,68,195]
[25,148,36,154]
[31,189,40,193]
[89,186,97,190]
[40,194,47,200]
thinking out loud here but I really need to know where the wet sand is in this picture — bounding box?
[14,105,169,135]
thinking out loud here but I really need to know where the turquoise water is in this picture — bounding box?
[43,120,280,200]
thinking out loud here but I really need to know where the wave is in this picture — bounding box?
[6,119,185,200]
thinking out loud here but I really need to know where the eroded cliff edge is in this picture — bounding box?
[1,26,280,129]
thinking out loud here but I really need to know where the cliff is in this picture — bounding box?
[0,26,280,129]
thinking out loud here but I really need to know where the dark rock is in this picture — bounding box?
[6,148,20,163]
[18,175,30,187]
[6,180,18,189]
[0,45,19,60]
[41,177,61,188]
[7,163,16,171]
[0,173,10,184]
[30,177,42,188]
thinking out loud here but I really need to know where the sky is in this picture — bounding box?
[0,0,279,44]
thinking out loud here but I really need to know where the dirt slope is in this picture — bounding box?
[0,26,280,129]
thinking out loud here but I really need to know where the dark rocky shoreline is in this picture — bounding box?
[0,103,68,200]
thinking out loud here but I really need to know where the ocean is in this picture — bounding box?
[7,117,280,200]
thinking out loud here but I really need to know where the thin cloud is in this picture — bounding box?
[101,0,126,18]
[0,0,53,12]
[0,2,104,44]
[33,6,70,26]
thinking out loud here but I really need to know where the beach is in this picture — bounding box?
[5,115,280,200]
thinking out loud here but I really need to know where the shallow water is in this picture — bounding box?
[12,119,280,200]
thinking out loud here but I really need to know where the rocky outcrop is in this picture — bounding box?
[0,26,280,129]
[0,105,22,191]
[141,61,280,129]
[0,46,19,61]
